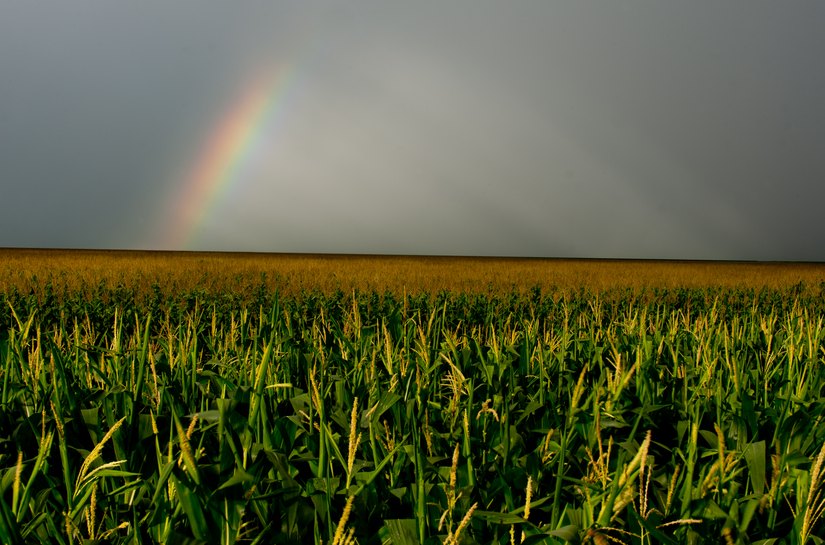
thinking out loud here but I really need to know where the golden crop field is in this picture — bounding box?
[2,248,825,544]
[2,248,823,299]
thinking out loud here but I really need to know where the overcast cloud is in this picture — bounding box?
[1,2,823,260]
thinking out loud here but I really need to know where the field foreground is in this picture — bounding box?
[1,250,825,544]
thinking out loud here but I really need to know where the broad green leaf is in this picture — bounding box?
[472,510,526,525]
[172,476,209,542]
[216,469,255,491]
[149,460,177,505]
[381,519,418,545]
[628,508,681,545]
[0,492,22,545]
[743,441,766,496]
[546,525,579,541]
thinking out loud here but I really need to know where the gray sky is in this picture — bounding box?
[2,2,824,261]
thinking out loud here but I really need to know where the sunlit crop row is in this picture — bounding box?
[1,273,825,544]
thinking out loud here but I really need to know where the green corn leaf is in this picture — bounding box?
[744,441,766,496]
[353,443,403,493]
[628,507,681,545]
[472,510,526,525]
[380,519,418,545]
[172,475,210,542]
[150,460,177,506]
[0,492,22,545]
[216,469,255,491]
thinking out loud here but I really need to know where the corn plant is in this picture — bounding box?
[1,280,825,544]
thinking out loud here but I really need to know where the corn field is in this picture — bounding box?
[2,276,825,544]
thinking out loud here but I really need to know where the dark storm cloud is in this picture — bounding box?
[534,2,825,260]
[1,1,823,260]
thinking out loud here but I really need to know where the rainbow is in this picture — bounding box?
[166,66,294,249]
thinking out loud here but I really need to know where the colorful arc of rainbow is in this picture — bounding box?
[169,67,293,250]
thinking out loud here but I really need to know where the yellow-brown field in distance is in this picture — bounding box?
[2,248,824,298]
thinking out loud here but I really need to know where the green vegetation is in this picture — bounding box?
[2,254,825,544]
